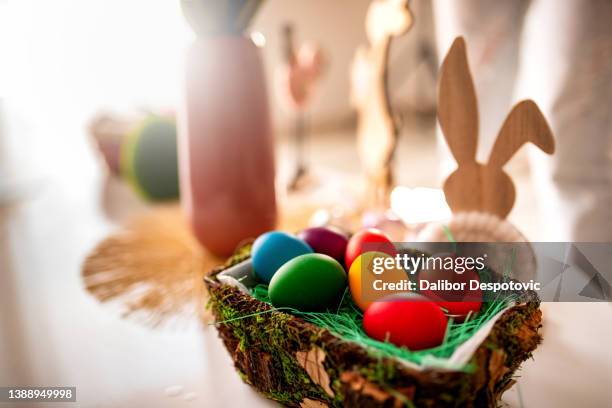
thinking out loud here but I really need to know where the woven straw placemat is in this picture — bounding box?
[82,203,316,328]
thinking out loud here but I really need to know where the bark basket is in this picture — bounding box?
[205,250,542,408]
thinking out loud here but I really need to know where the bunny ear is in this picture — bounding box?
[488,100,555,168]
[438,37,479,165]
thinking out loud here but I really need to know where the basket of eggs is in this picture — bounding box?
[206,225,542,408]
[205,37,552,408]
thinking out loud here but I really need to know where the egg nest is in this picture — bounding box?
[206,245,542,407]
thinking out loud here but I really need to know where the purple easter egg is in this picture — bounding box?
[298,227,349,266]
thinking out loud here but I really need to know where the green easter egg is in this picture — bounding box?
[122,116,179,201]
[269,254,347,312]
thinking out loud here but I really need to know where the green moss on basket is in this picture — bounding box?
[484,301,541,366]
[210,286,336,406]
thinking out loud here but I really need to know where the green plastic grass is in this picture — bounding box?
[250,284,515,370]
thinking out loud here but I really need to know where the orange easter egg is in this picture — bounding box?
[348,251,409,312]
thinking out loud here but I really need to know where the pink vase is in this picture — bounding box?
[179,36,277,256]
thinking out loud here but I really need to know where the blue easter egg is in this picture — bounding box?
[252,231,313,283]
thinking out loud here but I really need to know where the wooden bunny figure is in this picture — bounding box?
[418,37,556,281]
[351,0,412,209]
[419,36,555,260]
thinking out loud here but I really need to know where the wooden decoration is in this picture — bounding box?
[438,37,555,219]
[351,0,413,208]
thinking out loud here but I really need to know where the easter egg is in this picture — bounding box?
[298,227,348,265]
[345,228,396,269]
[252,231,313,283]
[121,115,179,201]
[269,253,347,311]
[348,252,409,312]
[363,294,448,350]
[418,253,482,321]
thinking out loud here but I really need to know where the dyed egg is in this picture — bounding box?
[345,228,396,269]
[363,294,448,350]
[269,253,347,311]
[252,231,313,283]
[348,252,409,312]
[298,226,348,265]
[121,115,179,201]
[418,254,482,321]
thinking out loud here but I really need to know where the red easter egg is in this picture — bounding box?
[345,228,396,269]
[418,254,482,321]
[363,294,448,350]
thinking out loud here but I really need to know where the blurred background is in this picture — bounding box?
[0,0,439,204]
[1,0,611,407]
